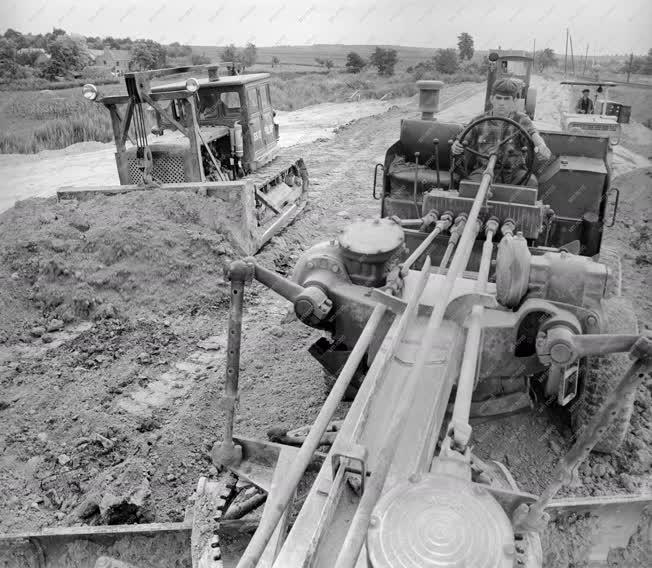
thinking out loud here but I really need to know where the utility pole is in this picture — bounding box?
[569,33,575,75]
[564,28,569,76]
[582,44,589,76]
[627,53,634,83]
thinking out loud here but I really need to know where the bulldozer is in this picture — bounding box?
[2,83,650,567]
[56,64,308,255]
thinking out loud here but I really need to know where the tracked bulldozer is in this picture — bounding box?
[2,84,650,567]
[56,64,308,255]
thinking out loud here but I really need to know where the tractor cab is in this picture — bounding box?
[374,105,618,271]
[560,81,630,146]
[148,73,280,179]
[485,50,536,119]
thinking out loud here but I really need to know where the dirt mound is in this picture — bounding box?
[0,191,237,344]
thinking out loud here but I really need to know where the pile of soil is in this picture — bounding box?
[0,191,238,344]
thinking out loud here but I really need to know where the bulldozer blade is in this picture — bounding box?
[57,172,306,257]
[0,519,258,568]
[543,494,651,566]
[0,522,192,568]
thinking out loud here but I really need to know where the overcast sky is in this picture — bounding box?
[1,0,649,54]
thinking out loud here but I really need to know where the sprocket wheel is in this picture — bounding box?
[191,471,239,568]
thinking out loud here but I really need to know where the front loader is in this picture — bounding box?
[56,64,308,255]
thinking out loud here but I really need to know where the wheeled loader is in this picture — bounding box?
[2,87,650,568]
[560,80,631,146]
[56,64,308,255]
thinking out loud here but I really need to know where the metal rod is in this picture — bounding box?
[223,269,245,450]
[237,303,387,568]
[475,220,497,292]
[401,214,451,274]
[252,263,305,303]
[336,155,497,568]
[451,222,497,432]
[525,355,650,526]
[413,151,421,218]
[433,139,441,188]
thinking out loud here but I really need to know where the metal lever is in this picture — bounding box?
[413,151,421,217]
[212,260,254,470]
[432,138,440,188]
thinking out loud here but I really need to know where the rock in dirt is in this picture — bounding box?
[47,319,64,332]
[30,326,45,337]
[592,463,607,477]
[73,459,154,524]
[269,325,284,338]
[41,332,54,343]
[136,352,151,365]
[197,336,225,350]
[57,454,71,466]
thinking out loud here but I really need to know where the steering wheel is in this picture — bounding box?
[451,115,536,186]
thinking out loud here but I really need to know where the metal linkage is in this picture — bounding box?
[438,213,469,274]
[236,303,388,568]
[335,154,499,568]
[520,334,652,532]
[448,218,499,450]
[400,212,452,275]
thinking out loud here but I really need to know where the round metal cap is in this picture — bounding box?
[338,218,404,259]
[367,474,514,568]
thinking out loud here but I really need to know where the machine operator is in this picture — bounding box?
[451,78,552,188]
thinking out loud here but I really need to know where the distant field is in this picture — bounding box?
[192,44,441,72]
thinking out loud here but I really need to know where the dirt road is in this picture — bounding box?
[0,77,650,565]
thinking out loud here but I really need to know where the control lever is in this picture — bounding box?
[432,138,440,188]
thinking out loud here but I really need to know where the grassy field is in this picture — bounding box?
[0,66,482,154]
[193,44,441,72]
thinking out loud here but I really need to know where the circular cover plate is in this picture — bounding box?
[338,218,404,257]
[367,474,514,568]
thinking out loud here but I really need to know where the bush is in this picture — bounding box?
[345,52,366,74]
[191,54,211,66]
[370,47,398,77]
[434,49,460,74]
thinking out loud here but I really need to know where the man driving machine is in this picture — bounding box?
[451,78,552,187]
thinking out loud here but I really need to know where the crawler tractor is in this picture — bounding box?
[56,64,308,254]
[2,86,650,568]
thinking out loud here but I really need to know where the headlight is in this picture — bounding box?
[185,78,200,92]
[82,84,98,101]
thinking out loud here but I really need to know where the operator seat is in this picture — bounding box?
[386,119,463,195]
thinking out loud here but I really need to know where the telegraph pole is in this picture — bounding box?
[569,33,575,75]
[627,53,634,83]
[582,44,589,76]
[564,28,569,76]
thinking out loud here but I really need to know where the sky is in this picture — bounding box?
[1,0,650,54]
